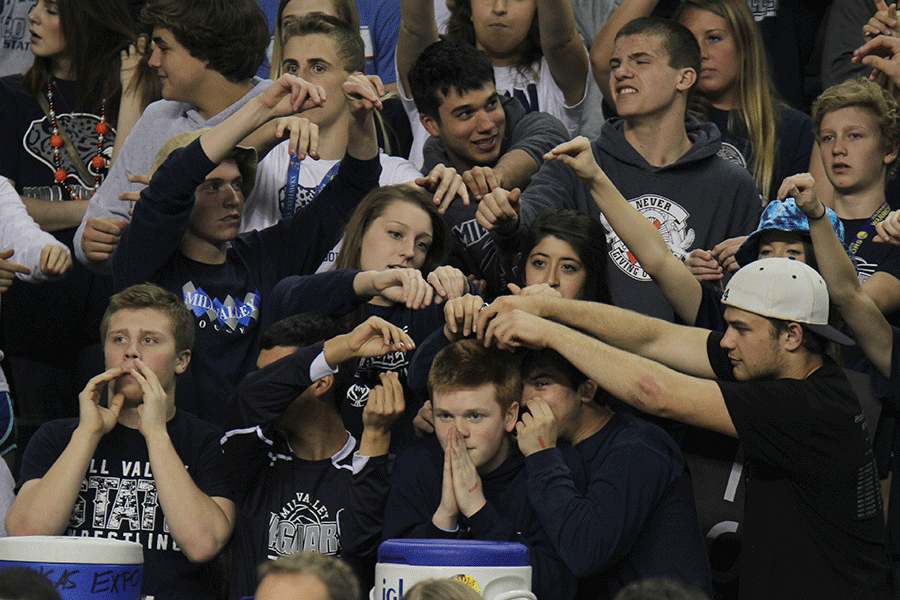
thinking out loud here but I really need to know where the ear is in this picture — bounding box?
[675,67,697,92]
[781,322,805,352]
[578,380,598,405]
[312,374,335,397]
[175,349,191,374]
[420,113,442,139]
[883,141,899,167]
[504,401,520,433]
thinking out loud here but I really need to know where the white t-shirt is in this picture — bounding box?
[241,138,423,232]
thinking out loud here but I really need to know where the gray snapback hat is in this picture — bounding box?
[720,258,854,346]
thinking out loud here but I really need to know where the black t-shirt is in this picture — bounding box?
[707,332,891,600]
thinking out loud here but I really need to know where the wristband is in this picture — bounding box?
[807,203,827,221]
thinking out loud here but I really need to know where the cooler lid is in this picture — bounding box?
[0,536,143,564]
[378,539,529,566]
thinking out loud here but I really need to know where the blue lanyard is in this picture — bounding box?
[847,202,891,257]
[282,155,341,219]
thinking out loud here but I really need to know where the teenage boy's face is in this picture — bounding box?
[420,83,506,171]
[818,106,898,195]
[282,33,351,130]
[187,159,244,247]
[522,365,582,441]
[609,33,686,119]
[432,382,518,475]
[104,308,189,405]
[149,28,208,104]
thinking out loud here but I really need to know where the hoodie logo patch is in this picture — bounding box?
[717,142,746,169]
[600,195,695,281]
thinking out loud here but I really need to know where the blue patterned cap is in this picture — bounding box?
[734,198,845,268]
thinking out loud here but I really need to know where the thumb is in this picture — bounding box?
[508,188,522,207]
[507,283,522,295]
[0,249,13,260]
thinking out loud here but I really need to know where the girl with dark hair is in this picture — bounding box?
[519,209,612,303]
[0,0,139,449]
[267,183,476,449]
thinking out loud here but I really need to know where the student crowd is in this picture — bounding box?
[1,0,900,599]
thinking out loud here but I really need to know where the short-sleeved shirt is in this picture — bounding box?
[706,332,891,600]
[18,412,233,600]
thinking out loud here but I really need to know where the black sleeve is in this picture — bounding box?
[341,453,394,558]
[111,139,215,290]
[707,331,736,381]
[221,343,324,500]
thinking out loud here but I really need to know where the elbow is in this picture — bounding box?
[626,375,671,418]
[180,533,230,564]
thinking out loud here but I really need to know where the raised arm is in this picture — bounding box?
[536,0,589,106]
[546,137,703,323]
[396,0,440,97]
[781,173,893,377]
[589,0,658,100]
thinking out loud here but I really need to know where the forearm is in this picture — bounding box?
[537,0,589,105]
[22,197,88,232]
[397,0,439,93]
[199,95,280,166]
[494,149,540,191]
[587,174,702,324]
[6,428,100,535]
[806,204,893,377]
[589,0,658,99]
[347,112,379,161]
[111,90,147,166]
[145,432,234,563]
[543,321,733,435]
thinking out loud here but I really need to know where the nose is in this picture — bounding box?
[28,6,38,23]
[475,109,494,132]
[611,62,631,82]
[455,419,469,438]
[491,0,507,15]
[720,327,737,350]
[148,46,162,68]
[124,338,141,360]
[223,184,241,207]
[547,266,560,288]
[832,135,847,155]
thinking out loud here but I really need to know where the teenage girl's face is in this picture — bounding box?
[470,0,536,66]
[282,34,350,129]
[28,0,67,64]
[524,235,587,300]
[678,7,740,109]
[359,200,434,272]
[757,230,807,263]
[281,0,341,31]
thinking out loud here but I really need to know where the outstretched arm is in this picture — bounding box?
[478,293,717,379]
[485,309,736,436]
[545,137,703,323]
[781,173,893,378]
[537,0,589,106]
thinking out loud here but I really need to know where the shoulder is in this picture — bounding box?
[776,104,813,133]
[588,413,684,465]
[168,410,226,445]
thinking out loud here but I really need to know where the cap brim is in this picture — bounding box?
[803,323,855,346]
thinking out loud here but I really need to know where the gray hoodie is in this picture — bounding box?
[518,115,761,320]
